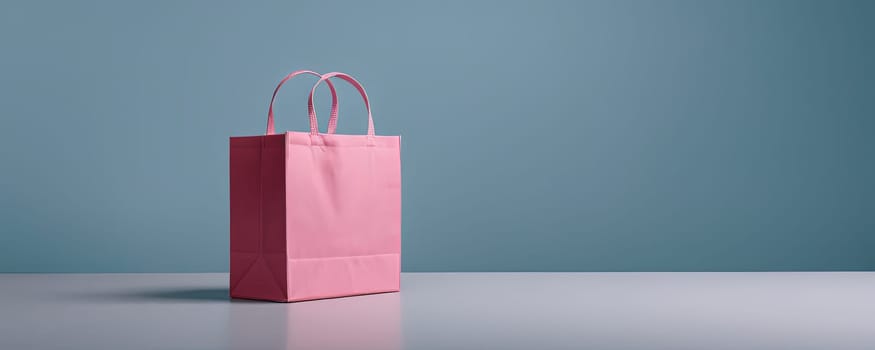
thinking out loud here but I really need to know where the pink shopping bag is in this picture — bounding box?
[229,71,401,302]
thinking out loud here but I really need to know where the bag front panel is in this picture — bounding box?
[284,132,401,260]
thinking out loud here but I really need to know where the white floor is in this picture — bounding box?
[1,272,874,349]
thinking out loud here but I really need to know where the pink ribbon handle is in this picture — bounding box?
[266,70,341,135]
[308,72,375,136]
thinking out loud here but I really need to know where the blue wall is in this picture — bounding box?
[1,0,873,272]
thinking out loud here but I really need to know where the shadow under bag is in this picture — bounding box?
[229,71,401,302]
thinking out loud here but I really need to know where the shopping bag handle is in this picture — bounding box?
[266,70,341,135]
[308,72,375,136]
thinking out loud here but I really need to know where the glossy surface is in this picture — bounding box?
[2,273,874,349]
